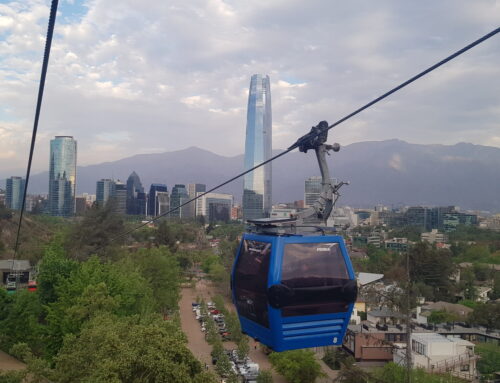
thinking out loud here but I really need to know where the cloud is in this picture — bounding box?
[0,0,498,177]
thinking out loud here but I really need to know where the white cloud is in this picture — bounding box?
[0,0,498,176]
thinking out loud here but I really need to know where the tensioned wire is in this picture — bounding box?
[98,27,500,250]
[11,22,500,258]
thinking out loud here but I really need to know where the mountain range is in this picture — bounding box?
[18,140,500,212]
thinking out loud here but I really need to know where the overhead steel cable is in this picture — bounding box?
[11,0,59,273]
[99,27,499,250]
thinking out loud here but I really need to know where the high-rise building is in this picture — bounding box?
[96,179,126,214]
[126,171,145,215]
[304,176,322,208]
[5,176,25,210]
[242,74,272,220]
[187,183,206,219]
[114,181,127,215]
[96,179,116,206]
[170,184,189,218]
[195,192,233,223]
[49,136,77,217]
[148,184,168,217]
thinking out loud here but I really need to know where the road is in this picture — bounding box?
[180,279,339,382]
[0,350,25,372]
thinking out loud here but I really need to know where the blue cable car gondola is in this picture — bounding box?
[232,121,358,351]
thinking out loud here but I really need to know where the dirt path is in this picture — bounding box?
[179,285,214,370]
[181,279,339,382]
[0,350,25,372]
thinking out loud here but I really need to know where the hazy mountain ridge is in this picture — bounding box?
[21,140,500,212]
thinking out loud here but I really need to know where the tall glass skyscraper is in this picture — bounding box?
[49,136,77,217]
[243,74,272,220]
[6,176,25,210]
[126,171,145,215]
[148,183,168,217]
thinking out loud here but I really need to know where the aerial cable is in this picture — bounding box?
[11,0,59,272]
[98,27,499,250]
[289,26,500,149]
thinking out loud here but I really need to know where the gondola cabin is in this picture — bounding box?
[28,280,37,292]
[231,232,357,352]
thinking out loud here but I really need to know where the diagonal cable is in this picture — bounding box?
[99,27,499,250]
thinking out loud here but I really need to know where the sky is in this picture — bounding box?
[0,0,499,177]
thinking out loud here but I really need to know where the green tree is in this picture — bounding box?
[237,336,249,360]
[155,220,177,249]
[468,303,500,330]
[269,350,325,383]
[37,238,78,305]
[52,313,207,383]
[476,343,500,376]
[0,289,44,354]
[256,370,273,383]
[427,310,459,325]
[44,256,155,357]
[334,355,370,383]
[372,362,467,383]
[459,267,477,301]
[64,201,125,260]
[408,242,455,300]
[225,312,243,343]
[215,351,232,377]
[126,247,181,312]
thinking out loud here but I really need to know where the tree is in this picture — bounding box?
[372,362,467,383]
[37,238,78,305]
[334,355,370,383]
[0,289,44,354]
[427,310,459,325]
[64,201,125,260]
[155,221,177,249]
[408,242,456,300]
[126,247,181,312]
[257,370,273,383]
[269,350,325,383]
[215,351,232,377]
[237,336,249,360]
[468,303,500,330]
[52,313,208,383]
[44,256,155,357]
[476,343,500,377]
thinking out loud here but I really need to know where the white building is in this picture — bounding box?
[196,192,233,223]
[421,229,448,244]
[326,206,358,229]
[270,208,297,219]
[394,333,478,381]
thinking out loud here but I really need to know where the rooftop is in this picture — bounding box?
[0,260,31,271]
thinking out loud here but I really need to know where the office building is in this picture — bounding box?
[242,74,272,220]
[96,179,116,206]
[187,183,206,219]
[114,181,127,215]
[170,184,189,218]
[148,184,168,217]
[304,176,322,208]
[95,179,126,215]
[5,176,25,210]
[48,136,77,217]
[126,171,145,215]
[195,192,233,223]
